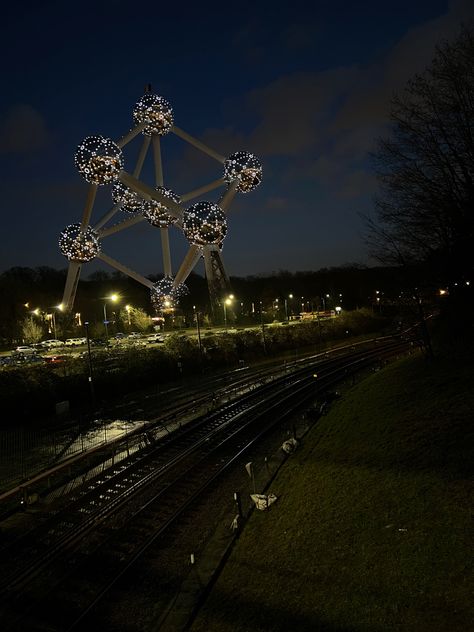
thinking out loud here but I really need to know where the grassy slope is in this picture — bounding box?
[190,353,473,632]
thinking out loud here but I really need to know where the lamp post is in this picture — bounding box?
[285,294,293,321]
[84,321,95,408]
[193,305,202,358]
[103,293,119,345]
[48,311,57,339]
[45,303,63,340]
[260,300,267,353]
[223,297,232,331]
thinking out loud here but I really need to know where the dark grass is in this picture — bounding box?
[190,352,474,632]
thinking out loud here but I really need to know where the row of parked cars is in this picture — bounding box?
[9,333,166,357]
[11,338,84,356]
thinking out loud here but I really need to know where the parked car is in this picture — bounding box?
[128,332,142,339]
[12,346,36,356]
[15,354,46,365]
[64,337,87,347]
[146,333,164,344]
[44,354,69,365]
[114,332,126,340]
[91,338,106,347]
[40,339,64,349]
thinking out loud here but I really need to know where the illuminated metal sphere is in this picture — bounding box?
[182,201,227,247]
[133,93,174,136]
[111,181,145,214]
[224,151,262,193]
[59,224,100,262]
[150,277,189,312]
[143,186,180,228]
[150,276,175,311]
[74,136,123,185]
[173,282,189,300]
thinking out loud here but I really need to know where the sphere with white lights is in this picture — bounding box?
[74,136,123,185]
[133,93,174,136]
[150,276,174,311]
[182,201,227,247]
[224,151,262,193]
[143,186,180,227]
[173,282,189,300]
[111,181,145,214]
[150,277,189,312]
[59,224,100,262]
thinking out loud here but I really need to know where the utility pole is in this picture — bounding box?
[260,301,266,353]
[84,321,95,408]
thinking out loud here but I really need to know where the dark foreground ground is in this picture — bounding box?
[190,350,474,632]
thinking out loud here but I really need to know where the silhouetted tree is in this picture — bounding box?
[367,25,474,285]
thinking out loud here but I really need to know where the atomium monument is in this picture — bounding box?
[59,87,262,315]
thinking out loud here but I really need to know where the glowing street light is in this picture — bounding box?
[223,296,233,331]
[103,293,120,344]
[284,294,291,321]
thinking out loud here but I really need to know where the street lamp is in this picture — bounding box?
[285,294,293,321]
[84,320,95,408]
[193,305,202,357]
[260,300,266,353]
[223,297,233,331]
[103,293,120,345]
[44,310,57,339]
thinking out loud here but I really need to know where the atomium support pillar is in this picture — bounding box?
[119,171,184,221]
[174,245,202,286]
[203,245,231,317]
[80,184,98,231]
[152,135,172,277]
[61,262,82,311]
[97,252,155,289]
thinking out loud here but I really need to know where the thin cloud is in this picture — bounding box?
[0,104,52,154]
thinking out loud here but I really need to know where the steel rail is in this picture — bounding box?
[65,339,411,631]
[0,338,412,631]
[1,338,408,586]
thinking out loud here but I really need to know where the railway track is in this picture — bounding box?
[0,335,414,631]
[0,336,396,512]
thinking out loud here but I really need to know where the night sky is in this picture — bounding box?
[1,0,472,280]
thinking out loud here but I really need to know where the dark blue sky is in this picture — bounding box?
[1,0,472,279]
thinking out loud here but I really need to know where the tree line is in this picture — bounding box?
[0,264,423,344]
